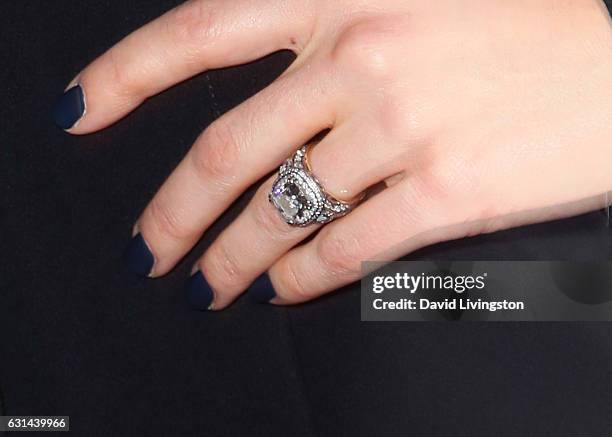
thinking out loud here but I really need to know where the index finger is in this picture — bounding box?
[52,0,313,132]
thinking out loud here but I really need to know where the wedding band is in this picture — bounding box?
[269,143,361,227]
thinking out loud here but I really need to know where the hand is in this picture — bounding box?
[53,0,612,309]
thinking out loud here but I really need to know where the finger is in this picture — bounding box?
[125,66,337,277]
[52,0,313,133]
[263,178,458,305]
[186,127,403,310]
[306,120,409,201]
[267,182,612,304]
[187,176,319,310]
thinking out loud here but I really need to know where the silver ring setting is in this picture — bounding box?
[269,145,358,227]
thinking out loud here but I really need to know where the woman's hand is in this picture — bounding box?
[53,0,612,309]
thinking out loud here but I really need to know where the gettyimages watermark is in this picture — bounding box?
[370,271,525,312]
[361,261,612,321]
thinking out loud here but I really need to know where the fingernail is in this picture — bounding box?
[248,273,276,303]
[185,271,215,310]
[52,84,86,130]
[123,233,155,277]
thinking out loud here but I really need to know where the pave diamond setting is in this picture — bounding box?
[269,145,355,227]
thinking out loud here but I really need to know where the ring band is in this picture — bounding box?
[269,143,361,227]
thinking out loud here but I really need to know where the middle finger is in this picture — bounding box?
[189,124,397,310]
[128,62,336,277]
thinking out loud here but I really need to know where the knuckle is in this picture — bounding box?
[191,120,242,188]
[167,0,218,47]
[376,97,429,143]
[419,151,478,204]
[107,48,142,96]
[205,240,249,290]
[316,229,363,277]
[277,258,311,299]
[416,163,457,203]
[405,151,487,227]
[331,20,397,80]
[147,195,190,241]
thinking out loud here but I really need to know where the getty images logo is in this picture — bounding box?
[372,272,488,294]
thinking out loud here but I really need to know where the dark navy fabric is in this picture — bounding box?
[185,271,215,310]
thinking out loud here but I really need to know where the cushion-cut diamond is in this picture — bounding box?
[270,145,358,227]
[272,182,304,220]
[271,176,318,225]
[277,192,299,216]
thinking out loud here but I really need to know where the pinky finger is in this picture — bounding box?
[255,178,457,305]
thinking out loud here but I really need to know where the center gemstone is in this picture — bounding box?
[277,184,301,216]
[271,176,318,225]
[273,182,304,219]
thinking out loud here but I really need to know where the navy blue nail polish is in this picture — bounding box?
[52,84,85,130]
[124,233,154,277]
[248,273,276,303]
[185,271,215,310]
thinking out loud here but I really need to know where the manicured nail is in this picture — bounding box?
[52,84,86,130]
[185,271,215,310]
[248,273,276,303]
[124,233,155,277]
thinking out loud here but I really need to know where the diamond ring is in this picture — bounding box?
[269,143,361,227]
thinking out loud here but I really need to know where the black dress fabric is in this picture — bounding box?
[1,1,611,436]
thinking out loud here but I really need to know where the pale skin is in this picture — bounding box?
[63,0,612,309]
